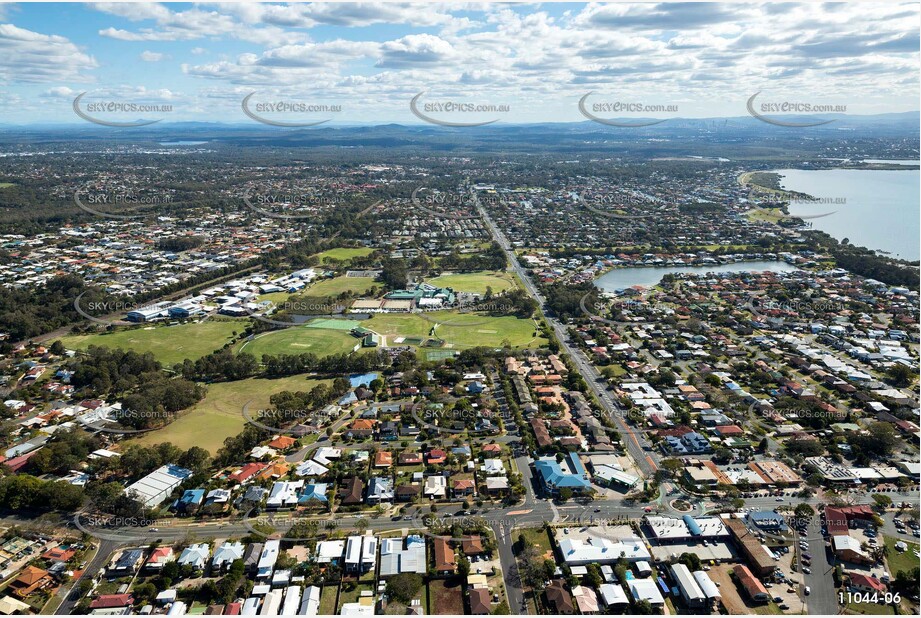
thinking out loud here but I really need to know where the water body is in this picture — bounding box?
[775,168,920,260]
[595,260,799,292]
[159,141,208,146]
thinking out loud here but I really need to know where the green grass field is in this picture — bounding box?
[314,247,374,264]
[58,319,245,366]
[429,271,518,295]
[361,312,545,349]
[319,586,338,616]
[130,374,332,453]
[238,323,359,358]
[304,275,380,297]
[0,183,15,189]
[885,537,920,576]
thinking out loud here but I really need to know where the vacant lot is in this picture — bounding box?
[430,271,518,295]
[428,577,464,615]
[318,585,338,616]
[130,374,332,453]
[59,319,245,366]
[239,324,359,358]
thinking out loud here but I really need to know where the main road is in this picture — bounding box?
[474,197,657,478]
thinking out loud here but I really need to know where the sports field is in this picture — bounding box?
[238,323,359,358]
[58,319,245,366]
[361,312,545,349]
[313,247,374,264]
[303,275,380,297]
[130,374,332,453]
[430,271,518,295]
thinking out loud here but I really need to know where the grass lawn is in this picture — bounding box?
[314,247,374,264]
[319,585,338,616]
[337,583,373,611]
[130,374,332,453]
[362,312,546,349]
[305,275,380,297]
[428,577,464,615]
[238,324,359,358]
[885,537,920,576]
[58,319,245,366]
[429,271,518,295]
[515,526,553,560]
[0,182,15,189]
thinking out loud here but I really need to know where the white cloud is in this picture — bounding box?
[140,50,168,62]
[0,23,97,83]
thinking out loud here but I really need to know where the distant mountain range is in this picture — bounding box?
[0,112,916,156]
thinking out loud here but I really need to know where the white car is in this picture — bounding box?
[805,586,811,595]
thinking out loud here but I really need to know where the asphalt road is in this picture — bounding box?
[474,198,656,478]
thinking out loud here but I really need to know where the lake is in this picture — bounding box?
[775,168,920,260]
[594,260,800,292]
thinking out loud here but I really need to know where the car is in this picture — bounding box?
[803,553,812,560]
[802,567,812,574]
[805,586,811,595]
[644,507,653,513]
[594,508,601,513]
[149,527,159,532]
[776,497,785,502]
[563,528,570,534]
[403,516,412,521]
[780,604,790,610]
[774,596,783,603]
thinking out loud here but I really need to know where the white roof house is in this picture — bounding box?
[266,480,303,509]
[558,536,651,565]
[693,571,721,600]
[599,583,629,606]
[124,464,193,507]
[177,544,210,570]
[480,459,506,475]
[257,540,280,579]
[280,586,301,616]
[299,586,321,615]
[629,579,665,605]
[316,540,346,564]
[670,563,706,607]
[212,541,245,570]
[424,475,447,498]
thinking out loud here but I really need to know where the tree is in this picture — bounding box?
[558,488,573,502]
[386,573,423,604]
[872,494,892,510]
[678,552,702,571]
[886,363,914,387]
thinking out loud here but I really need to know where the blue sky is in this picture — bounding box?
[0,2,918,125]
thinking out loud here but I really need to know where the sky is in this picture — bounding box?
[0,1,918,125]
